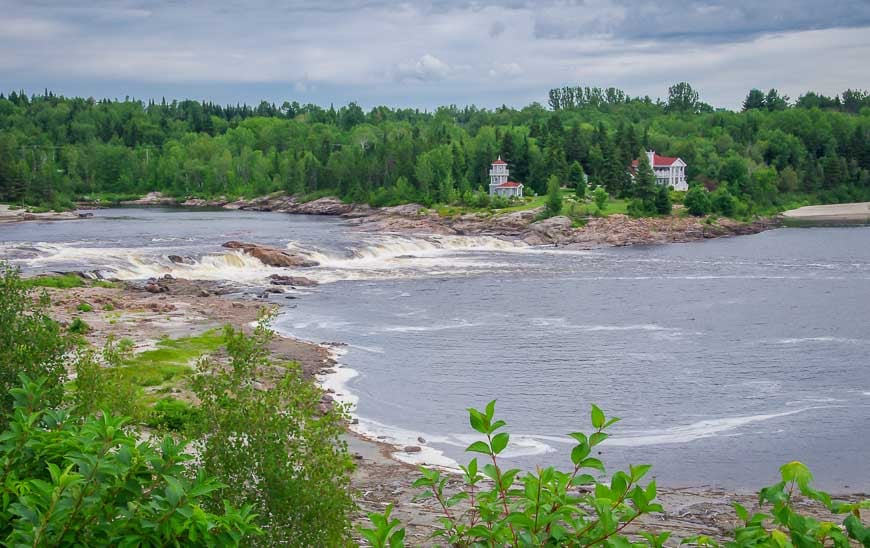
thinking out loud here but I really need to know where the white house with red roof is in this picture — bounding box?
[630,150,688,191]
[488,156,524,198]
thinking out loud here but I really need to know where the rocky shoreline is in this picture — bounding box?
[110,191,779,248]
[28,274,865,544]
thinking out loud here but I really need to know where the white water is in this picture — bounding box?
[3,233,536,286]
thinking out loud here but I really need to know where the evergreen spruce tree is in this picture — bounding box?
[569,161,586,199]
[545,175,563,218]
[654,184,672,215]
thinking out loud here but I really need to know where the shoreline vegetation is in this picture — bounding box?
[1,84,868,229]
[4,270,868,545]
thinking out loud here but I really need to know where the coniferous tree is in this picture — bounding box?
[545,175,563,218]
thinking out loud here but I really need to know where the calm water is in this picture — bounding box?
[3,208,868,490]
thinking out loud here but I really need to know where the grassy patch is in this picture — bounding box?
[22,274,86,289]
[432,195,631,219]
[116,329,224,389]
[561,197,628,217]
[21,275,117,290]
[77,302,93,312]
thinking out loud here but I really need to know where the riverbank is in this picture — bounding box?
[28,274,867,544]
[0,204,91,223]
[108,191,778,247]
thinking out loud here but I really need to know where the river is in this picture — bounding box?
[2,207,868,491]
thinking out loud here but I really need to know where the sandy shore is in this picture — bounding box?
[32,277,866,544]
[782,202,870,224]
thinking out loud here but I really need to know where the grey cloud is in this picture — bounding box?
[0,0,868,111]
[531,0,870,42]
[395,54,453,81]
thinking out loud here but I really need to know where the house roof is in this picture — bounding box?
[629,153,682,170]
[652,153,679,167]
[492,157,507,165]
[496,181,522,188]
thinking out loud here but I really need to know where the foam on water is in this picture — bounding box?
[601,406,837,447]
[530,317,679,332]
[293,234,528,268]
[772,337,866,345]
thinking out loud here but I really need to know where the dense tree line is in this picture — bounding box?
[0,83,868,215]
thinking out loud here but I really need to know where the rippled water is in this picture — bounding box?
[3,208,869,490]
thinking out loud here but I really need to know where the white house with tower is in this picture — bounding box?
[488,156,524,198]
[630,151,688,191]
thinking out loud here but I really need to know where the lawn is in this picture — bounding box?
[433,194,629,218]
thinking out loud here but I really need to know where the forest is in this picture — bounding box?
[0,83,868,216]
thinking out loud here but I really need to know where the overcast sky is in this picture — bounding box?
[1,0,869,110]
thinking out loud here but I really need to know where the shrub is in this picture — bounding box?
[593,186,608,213]
[0,375,260,545]
[191,320,356,546]
[627,198,654,218]
[362,402,870,547]
[684,185,712,216]
[148,397,201,431]
[68,317,90,334]
[76,302,93,312]
[491,195,510,209]
[363,401,666,546]
[0,265,68,423]
[655,184,672,215]
[711,186,738,217]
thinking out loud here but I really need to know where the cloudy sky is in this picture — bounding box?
[1,0,869,110]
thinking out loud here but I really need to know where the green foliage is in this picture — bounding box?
[655,184,672,215]
[627,198,655,218]
[191,319,356,546]
[0,375,261,545]
[568,160,586,199]
[68,317,90,334]
[684,185,713,216]
[711,185,738,217]
[544,175,563,218]
[365,402,870,547]
[147,397,201,431]
[20,273,85,289]
[2,86,867,214]
[359,504,406,548]
[366,401,666,546]
[76,302,93,312]
[0,265,68,423]
[593,186,609,213]
[683,461,870,547]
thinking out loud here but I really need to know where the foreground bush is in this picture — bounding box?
[191,320,357,546]
[0,376,260,546]
[362,402,869,547]
[0,265,68,423]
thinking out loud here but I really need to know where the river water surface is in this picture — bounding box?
[2,207,868,491]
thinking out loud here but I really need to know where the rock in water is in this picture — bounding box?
[403,445,422,453]
[268,274,319,287]
[222,241,319,268]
